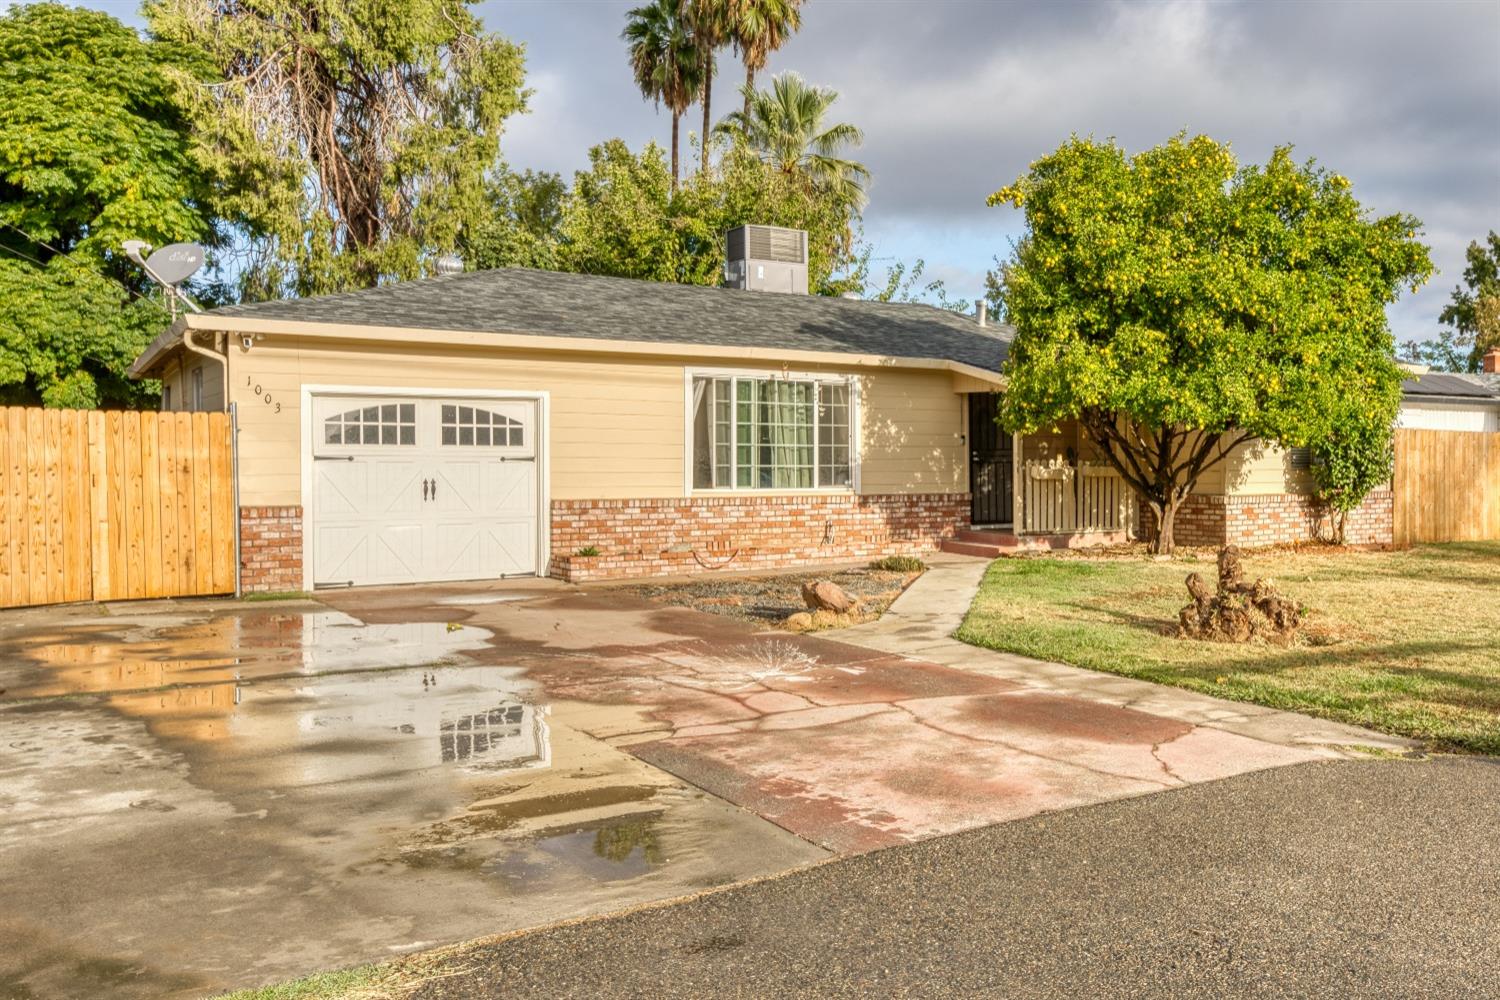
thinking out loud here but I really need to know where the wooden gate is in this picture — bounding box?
[1393,428,1500,544]
[0,407,236,608]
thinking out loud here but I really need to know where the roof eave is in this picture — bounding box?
[128,316,189,379]
[1402,393,1500,407]
[166,313,1007,378]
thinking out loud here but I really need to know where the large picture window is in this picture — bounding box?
[691,374,853,490]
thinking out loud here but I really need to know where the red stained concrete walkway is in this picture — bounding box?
[329,566,1395,855]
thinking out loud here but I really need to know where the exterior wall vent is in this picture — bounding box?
[724,224,809,295]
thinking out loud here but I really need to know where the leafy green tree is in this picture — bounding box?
[623,0,701,190]
[0,3,212,408]
[871,259,971,313]
[1311,419,1393,544]
[989,134,1432,554]
[1398,328,1469,373]
[716,72,869,209]
[552,138,859,292]
[727,0,802,117]
[836,242,971,312]
[145,0,528,299]
[557,140,691,283]
[462,168,566,271]
[1438,231,1500,370]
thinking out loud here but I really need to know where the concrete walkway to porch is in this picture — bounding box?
[843,553,1417,754]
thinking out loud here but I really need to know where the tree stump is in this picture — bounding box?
[1177,547,1301,642]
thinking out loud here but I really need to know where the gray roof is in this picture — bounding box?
[1401,371,1500,402]
[209,266,1012,372]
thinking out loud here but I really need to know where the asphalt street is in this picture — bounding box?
[411,756,1500,999]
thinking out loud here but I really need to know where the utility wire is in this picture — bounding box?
[0,219,175,316]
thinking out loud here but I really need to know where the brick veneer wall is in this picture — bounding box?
[1140,490,1394,548]
[240,506,303,593]
[549,493,970,582]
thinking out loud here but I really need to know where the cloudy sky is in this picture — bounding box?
[73,0,1500,344]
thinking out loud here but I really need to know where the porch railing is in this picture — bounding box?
[1018,459,1133,535]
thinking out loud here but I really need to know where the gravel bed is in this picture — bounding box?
[617,566,922,628]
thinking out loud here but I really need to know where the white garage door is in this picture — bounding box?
[310,395,540,587]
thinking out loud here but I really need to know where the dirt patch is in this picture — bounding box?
[616,567,922,631]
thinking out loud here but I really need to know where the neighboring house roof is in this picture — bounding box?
[1401,371,1500,404]
[149,267,1011,375]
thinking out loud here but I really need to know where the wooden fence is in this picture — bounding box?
[1393,428,1500,545]
[0,407,236,608]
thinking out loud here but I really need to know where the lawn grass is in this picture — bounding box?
[956,542,1500,755]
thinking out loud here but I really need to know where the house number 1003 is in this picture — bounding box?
[246,376,281,413]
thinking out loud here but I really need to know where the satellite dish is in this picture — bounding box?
[143,243,206,286]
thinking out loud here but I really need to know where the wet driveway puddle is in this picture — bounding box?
[0,604,824,999]
[0,610,492,702]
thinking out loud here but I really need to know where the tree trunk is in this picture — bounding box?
[1149,498,1179,555]
[744,62,754,116]
[670,112,680,191]
[701,60,712,173]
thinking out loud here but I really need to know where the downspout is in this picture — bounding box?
[181,325,229,409]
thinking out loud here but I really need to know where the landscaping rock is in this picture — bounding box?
[801,580,856,614]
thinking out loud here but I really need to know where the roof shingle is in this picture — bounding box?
[1401,371,1500,400]
[209,266,1012,372]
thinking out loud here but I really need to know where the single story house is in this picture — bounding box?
[1397,360,1500,433]
[129,227,1396,593]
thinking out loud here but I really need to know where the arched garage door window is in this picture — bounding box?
[324,403,417,446]
[441,404,524,447]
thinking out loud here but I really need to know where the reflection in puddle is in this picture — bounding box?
[6,612,490,699]
[4,612,503,751]
[487,813,667,885]
[440,703,550,771]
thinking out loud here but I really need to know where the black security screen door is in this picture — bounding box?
[968,393,1014,525]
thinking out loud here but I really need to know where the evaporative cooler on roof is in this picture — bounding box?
[724,224,809,295]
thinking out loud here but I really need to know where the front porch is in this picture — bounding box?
[943,394,1137,558]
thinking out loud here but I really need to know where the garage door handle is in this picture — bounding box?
[422,478,430,501]
[314,455,354,462]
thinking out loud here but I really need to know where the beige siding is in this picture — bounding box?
[858,368,966,493]
[1220,439,1312,496]
[224,336,967,506]
[156,352,225,413]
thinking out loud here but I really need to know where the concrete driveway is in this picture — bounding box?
[0,562,1409,998]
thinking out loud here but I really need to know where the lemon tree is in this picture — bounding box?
[988,134,1432,553]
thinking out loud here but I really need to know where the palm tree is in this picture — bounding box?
[623,0,702,190]
[728,0,803,118]
[684,0,731,174]
[716,72,870,208]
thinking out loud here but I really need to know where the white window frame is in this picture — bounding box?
[682,367,861,496]
[191,366,203,410]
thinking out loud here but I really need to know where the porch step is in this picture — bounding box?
[940,539,1013,558]
[941,528,1025,558]
[954,528,1019,546]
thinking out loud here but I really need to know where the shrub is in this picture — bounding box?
[575,545,600,557]
[869,555,926,573]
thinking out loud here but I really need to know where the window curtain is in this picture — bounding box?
[758,381,813,488]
